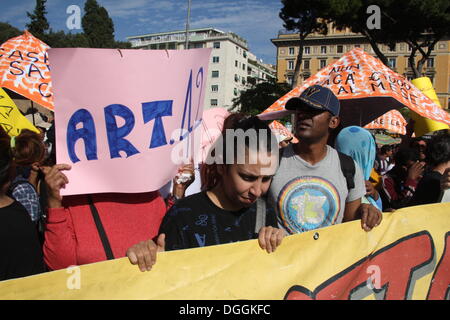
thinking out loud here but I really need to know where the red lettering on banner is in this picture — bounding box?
[284,232,435,300]
[427,232,450,300]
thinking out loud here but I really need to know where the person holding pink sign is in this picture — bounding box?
[41,159,196,270]
[126,114,286,272]
[41,164,168,270]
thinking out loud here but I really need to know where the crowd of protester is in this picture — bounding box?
[1,85,449,281]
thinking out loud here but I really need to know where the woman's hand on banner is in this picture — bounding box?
[126,234,165,272]
[258,226,285,254]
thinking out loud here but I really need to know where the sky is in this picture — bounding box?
[1,0,285,65]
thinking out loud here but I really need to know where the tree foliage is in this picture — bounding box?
[8,0,130,49]
[280,0,330,88]
[0,22,21,44]
[26,0,49,39]
[43,30,90,48]
[330,0,450,77]
[82,0,115,48]
[280,0,450,77]
[232,78,291,115]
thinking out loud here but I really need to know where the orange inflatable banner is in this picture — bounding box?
[364,109,407,135]
[259,48,450,128]
[0,31,53,111]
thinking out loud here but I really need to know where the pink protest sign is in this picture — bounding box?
[49,48,211,195]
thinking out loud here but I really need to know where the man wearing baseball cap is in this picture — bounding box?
[267,85,382,235]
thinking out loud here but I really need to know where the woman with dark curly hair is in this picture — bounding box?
[9,129,47,224]
[410,131,450,205]
[0,132,46,280]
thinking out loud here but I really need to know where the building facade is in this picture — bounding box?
[128,28,275,111]
[272,27,450,109]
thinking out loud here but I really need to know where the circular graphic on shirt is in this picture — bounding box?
[278,176,341,233]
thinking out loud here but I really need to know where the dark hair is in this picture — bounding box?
[425,131,450,167]
[394,147,420,167]
[380,145,392,154]
[0,137,14,190]
[12,129,46,167]
[201,113,277,190]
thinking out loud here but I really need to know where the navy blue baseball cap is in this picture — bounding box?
[285,85,340,116]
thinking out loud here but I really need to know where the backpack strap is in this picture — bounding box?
[337,151,355,190]
[88,195,115,260]
[255,197,266,233]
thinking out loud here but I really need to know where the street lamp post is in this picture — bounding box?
[185,0,191,49]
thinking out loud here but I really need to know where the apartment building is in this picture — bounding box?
[272,28,450,109]
[128,27,274,111]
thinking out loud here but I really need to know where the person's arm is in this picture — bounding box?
[441,168,450,191]
[365,180,379,201]
[342,198,362,222]
[257,226,285,253]
[343,199,382,231]
[126,234,165,272]
[41,164,77,270]
[344,164,382,231]
[165,163,195,209]
[43,206,78,270]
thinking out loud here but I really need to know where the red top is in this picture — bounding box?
[43,191,166,270]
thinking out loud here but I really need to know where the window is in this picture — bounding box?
[303,60,310,70]
[304,46,310,54]
[211,85,218,92]
[213,42,220,49]
[211,99,218,106]
[242,78,246,85]
[212,56,220,63]
[337,45,343,53]
[235,60,238,67]
[289,47,295,55]
[427,58,434,68]
[235,74,239,82]
[243,51,247,58]
[388,58,396,68]
[288,60,295,70]
[234,88,239,96]
[321,46,327,54]
[242,63,246,71]
[212,71,219,78]
[320,59,327,69]
[388,44,396,52]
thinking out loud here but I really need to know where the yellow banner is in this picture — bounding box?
[0,203,449,300]
[0,88,39,136]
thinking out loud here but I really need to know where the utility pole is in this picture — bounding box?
[184,0,192,49]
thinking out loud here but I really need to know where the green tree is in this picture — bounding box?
[280,0,450,77]
[26,0,49,39]
[330,0,449,77]
[232,78,291,116]
[280,0,329,88]
[44,30,90,48]
[82,0,115,48]
[0,22,21,44]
